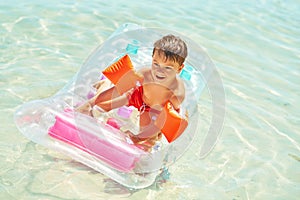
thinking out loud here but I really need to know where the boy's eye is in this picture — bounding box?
[165,66,173,71]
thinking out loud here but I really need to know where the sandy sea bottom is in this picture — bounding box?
[0,0,299,199]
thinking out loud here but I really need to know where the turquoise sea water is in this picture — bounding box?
[1,0,299,199]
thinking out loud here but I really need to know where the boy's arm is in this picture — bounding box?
[154,81,187,143]
[169,94,184,111]
[169,80,186,111]
[154,101,188,143]
[93,86,135,112]
[102,54,143,95]
[93,54,143,111]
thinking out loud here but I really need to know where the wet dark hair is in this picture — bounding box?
[152,34,188,66]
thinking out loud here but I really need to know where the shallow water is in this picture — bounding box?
[1,0,299,199]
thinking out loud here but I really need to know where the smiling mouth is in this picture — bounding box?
[155,74,165,80]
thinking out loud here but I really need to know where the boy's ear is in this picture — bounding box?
[177,64,184,73]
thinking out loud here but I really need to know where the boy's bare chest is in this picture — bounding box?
[142,84,173,108]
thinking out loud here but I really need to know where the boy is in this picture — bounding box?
[76,35,188,151]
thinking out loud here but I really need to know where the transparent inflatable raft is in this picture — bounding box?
[14,23,215,189]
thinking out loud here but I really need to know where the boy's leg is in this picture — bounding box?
[75,86,130,114]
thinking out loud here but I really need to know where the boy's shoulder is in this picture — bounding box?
[174,78,186,101]
[137,68,152,81]
[137,68,150,75]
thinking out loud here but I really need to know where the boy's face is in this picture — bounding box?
[151,51,183,84]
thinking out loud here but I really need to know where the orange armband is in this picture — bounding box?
[102,54,143,94]
[154,102,188,143]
